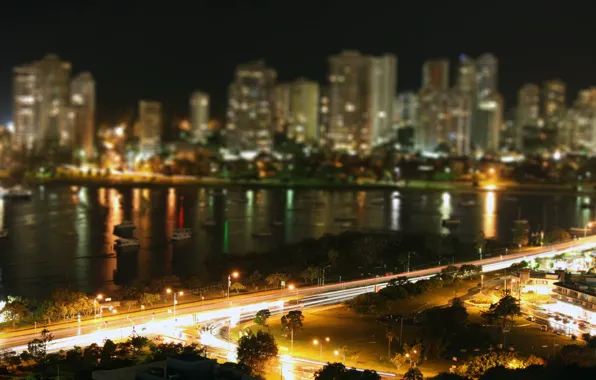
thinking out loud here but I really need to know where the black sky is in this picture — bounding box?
[1,1,596,125]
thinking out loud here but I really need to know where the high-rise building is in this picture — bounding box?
[70,72,95,160]
[417,89,472,156]
[394,92,419,128]
[287,78,319,143]
[422,59,449,91]
[318,86,330,146]
[476,53,498,107]
[12,54,72,151]
[515,84,541,151]
[273,83,291,134]
[543,79,566,128]
[226,60,277,152]
[473,53,501,153]
[12,65,38,150]
[138,100,162,156]
[189,91,210,143]
[455,55,476,93]
[328,50,397,154]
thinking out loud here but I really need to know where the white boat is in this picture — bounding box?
[458,200,476,207]
[114,237,139,252]
[203,220,217,228]
[171,228,191,241]
[113,221,136,236]
[1,186,32,200]
[0,229,7,239]
[252,230,273,238]
[442,218,461,227]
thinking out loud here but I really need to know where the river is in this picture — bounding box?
[0,184,593,298]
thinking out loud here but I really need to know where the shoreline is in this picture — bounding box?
[17,176,595,195]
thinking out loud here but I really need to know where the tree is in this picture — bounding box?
[391,353,408,373]
[512,222,529,246]
[236,330,278,376]
[428,374,469,380]
[403,368,424,380]
[315,363,381,380]
[454,351,545,378]
[481,295,521,327]
[254,309,271,327]
[27,339,46,363]
[247,270,262,287]
[1,300,28,328]
[122,300,137,312]
[280,310,304,336]
[544,228,572,244]
[140,293,161,307]
[265,273,288,289]
[230,282,247,294]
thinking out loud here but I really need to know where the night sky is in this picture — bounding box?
[1,1,596,126]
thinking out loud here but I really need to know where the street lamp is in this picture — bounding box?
[94,294,103,319]
[321,266,330,286]
[288,284,295,291]
[313,337,330,360]
[585,222,593,238]
[228,271,239,298]
[166,288,184,318]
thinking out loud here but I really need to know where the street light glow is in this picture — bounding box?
[288,284,295,290]
[312,339,319,345]
[232,271,239,278]
[166,288,172,294]
[96,294,103,300]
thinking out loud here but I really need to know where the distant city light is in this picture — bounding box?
[6,121,14,133]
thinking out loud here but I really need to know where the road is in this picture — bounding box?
[1,236,594,355]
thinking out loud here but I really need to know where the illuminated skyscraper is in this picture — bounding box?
[226,60,277,152]
[422,59,449,91]
[455,55,476,93]
[328,50,396,153]
[394,92,419,128]
[515,84,541,151]
[189,91,210,143]
[12,54,71,151]
[138,100,162,156]
[473,53,501,153]
[70,72,95,160]
[319,86,330,146]
[542,79,566,129]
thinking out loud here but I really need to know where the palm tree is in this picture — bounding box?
[386,329,394,359]
[403,367,424,380]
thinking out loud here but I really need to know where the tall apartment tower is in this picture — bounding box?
[318,86,331,146]
[138,100,162,156]
[422,59,450,91]
[474,53,501,153]
[515,84,541,151]
[70,72,95,160]
[190,91,210,143]
[226,60,277,152]
[542,79,566,129]
[12,54,71,151]
[328,50,396,154]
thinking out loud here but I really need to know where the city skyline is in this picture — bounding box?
[1,2,596,124]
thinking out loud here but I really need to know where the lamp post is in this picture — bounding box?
[321,266,330,286]
[585,222,593,238]
[94,294,103,319]
[227,271,239,298]
[166,288,184,318]
[313,337,330,360]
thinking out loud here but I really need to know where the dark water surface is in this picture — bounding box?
[0,185,593,297]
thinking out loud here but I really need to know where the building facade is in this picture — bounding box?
[543,79,566,129]
[70,72,95,161]
[422,59,449,92]
[328,50,397,154]
[138,100,162,157]
[189,91,210,144]
[552,279,596,326]
[12,54,72,151]
[226,60,277,152]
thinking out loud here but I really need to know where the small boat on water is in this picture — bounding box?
[0,229,8,239]
[171,228,191,241]
[114,237,139,252]
[335,216,357,222]
[442,218,461,227]
[252,229,273,238]
[113,221,136,237]
[1,186,32,200]
[458,200,476,207]
[202,220,217,228]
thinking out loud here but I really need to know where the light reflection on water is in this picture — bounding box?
[0,185,591,297]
